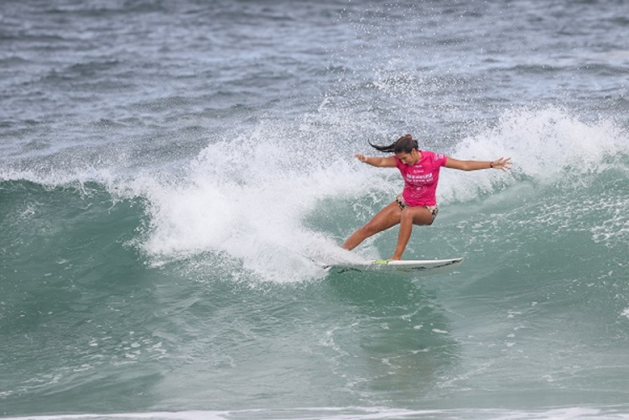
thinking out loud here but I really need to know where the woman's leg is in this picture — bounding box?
[390,207,433,260]
[342,202,402,251]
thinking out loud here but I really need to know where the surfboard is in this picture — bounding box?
[327,257,464,274]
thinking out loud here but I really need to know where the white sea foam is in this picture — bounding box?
[134,108,628,282]
[6,406,629,420]
[438,107,629,203]
[135,133,377,282]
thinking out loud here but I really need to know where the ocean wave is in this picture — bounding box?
[2,107,628,282]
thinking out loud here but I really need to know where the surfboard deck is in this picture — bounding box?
[326,257,464,274]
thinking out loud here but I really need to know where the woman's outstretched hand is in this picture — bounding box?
[492,157,512,171]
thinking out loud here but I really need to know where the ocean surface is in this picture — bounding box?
[2,0,629,419]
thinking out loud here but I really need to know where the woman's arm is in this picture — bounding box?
[355,154,397,168]
[445,157,512,171]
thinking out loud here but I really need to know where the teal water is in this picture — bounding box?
[3,130,629,417]
[2,1,629,419]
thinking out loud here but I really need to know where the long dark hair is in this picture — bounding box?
[369,134,418,154]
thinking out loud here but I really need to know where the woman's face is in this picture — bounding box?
[395,149,420,166]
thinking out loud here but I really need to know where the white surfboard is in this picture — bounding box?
[327,257,464,274]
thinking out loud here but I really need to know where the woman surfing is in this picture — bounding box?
[343,134,512,260]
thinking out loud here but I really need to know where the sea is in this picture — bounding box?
[2,0,629,419]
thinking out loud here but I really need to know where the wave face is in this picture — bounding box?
[2,0,629,418]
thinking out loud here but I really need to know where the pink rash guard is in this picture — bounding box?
[394,150,448,207]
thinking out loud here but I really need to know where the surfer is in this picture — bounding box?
[342,134,512,260]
